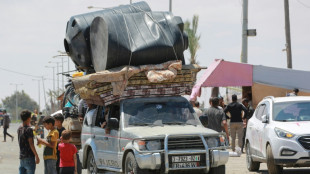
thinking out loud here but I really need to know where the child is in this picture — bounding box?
[58,130,77,174]
[54,113,65,174]
[18,110,40,174]
[37,116,59,174]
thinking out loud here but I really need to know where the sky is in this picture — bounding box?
[0,0,310,110]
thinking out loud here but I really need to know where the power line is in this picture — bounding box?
[0,67,63,82]
[297,0,310,8]
[0,67,41,78]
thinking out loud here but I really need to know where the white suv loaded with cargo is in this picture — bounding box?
[79,96,229,174]
[246,96,310,174]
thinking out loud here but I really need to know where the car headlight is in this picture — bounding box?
[274,128,295,139]
[206,137,219,148]
[133,140,161,151]
[146,140,161,151]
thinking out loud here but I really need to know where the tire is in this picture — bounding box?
[209,165,225,174]
[246,142,260,171]
[267,145,283,174]
[87,151,98,174]
[124,152,149,174]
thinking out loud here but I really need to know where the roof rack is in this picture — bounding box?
[263,96,275,100]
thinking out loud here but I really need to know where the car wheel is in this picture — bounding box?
[246,142,260,171]
[87,151,98,174]
[208,165,225,174]
[125,152,149,174]
[267,145,283,174]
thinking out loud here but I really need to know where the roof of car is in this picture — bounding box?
[271,96,310,103]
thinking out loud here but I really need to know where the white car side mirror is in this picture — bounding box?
[262,114,268,123]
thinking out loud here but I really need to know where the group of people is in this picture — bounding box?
[18,110,77,174]
[193,94,254,153]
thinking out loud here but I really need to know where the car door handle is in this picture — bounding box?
[104,137,109,140]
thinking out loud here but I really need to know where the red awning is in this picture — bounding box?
[190,59,253,101]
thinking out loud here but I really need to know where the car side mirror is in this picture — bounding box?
[262,114,268,123]
[107,118,119,130]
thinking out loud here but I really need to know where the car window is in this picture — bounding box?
[84,108,97,127]
[274,101,310,121]
[95,106,105,127]
[123,101,198,127]
[263,102,270,115]
[256,104,266,121]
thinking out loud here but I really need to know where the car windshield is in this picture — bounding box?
[273,101,310,121]
[123,100,199,127]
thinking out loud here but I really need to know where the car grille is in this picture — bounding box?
[166,136,205,150]
[298,136,310,150]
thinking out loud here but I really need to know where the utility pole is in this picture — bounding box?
[284,0,292,69]
[32,79,41,111]
[49,61,61,107]
[45,66,56,92]
[10,83,23,121]
[169,0,172,12]
[241,0,248,63]
[41,76,48,112]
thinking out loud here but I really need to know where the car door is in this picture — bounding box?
[105,105,121,169]
[93,106,109,169]
[249,103,265,156]
[256,101,270,157]
[93,105,121,169]
[81,107,97,161]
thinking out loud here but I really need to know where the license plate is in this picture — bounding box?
[172,162,199,168]
[172,155,200,162]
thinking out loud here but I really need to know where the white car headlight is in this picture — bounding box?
[134,140,162,151]
[146,140,161,151]
[206,137,219,148]
[274,127,295,139]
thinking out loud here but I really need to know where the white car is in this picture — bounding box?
[245,96,310,174]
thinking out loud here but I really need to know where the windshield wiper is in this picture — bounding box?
[163,122,196,126]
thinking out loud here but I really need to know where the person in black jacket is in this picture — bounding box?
[2,110,14,142]
[224,94,248,152]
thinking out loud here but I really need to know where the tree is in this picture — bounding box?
[2,90,39,120]
[184,15,201,65]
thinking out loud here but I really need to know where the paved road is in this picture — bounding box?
[1,123,309,174]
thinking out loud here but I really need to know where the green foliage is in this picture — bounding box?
[1,90,39,119]
[184,15,201,65]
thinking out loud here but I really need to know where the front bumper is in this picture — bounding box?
[270,136,310,166]
[134,133,229,173]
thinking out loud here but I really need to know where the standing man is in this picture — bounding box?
[241,98,255,153]
[288,88,299,96]
[224,94,248,152]
[3,109,14,142]
[193,101,203,117]
[18,110,40,174]
[203,97,229,141]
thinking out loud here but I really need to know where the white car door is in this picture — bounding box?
[255,102,270,157]
[250,104,266,157]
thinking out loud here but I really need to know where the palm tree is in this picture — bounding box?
[184,15,201,65]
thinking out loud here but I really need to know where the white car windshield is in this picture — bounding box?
[123,100,198,127]
[274,101,310,121]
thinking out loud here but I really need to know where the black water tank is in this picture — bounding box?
[90,12,187,72]
[64,1,152,71]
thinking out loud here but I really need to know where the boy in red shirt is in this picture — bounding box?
[58,130,77,174]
